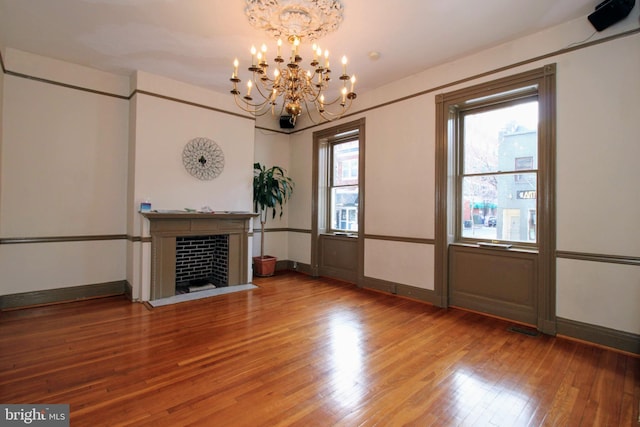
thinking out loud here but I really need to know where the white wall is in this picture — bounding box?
[555,36,640,257]
[364,98,435,240]
[557,259,640,334]
[1,76,129,236]
[0,49,129,295]
[252,127,291,260]
[284,10,640,334]
[286,131,313,265]
[554,34,640,334]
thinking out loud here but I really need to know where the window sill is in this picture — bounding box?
[452,241,538,254]
[321,232,359,239]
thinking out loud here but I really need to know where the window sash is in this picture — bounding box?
[460,172,537,243]
[328,138,359,232]
[456,95,539,246]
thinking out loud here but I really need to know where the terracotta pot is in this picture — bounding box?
[253,255,277,277]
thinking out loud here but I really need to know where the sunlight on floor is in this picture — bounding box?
[452,370,535,424]
[329,312,365,408]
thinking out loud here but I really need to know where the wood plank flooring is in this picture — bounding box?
[1,272,638,426]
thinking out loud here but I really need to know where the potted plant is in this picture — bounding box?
[253,162,294,276]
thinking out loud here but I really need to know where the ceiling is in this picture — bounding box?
[0,0,599,96]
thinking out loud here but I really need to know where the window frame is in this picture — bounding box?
[311,118,366,281]
[434,64,556,332]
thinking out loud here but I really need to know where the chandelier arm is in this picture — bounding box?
[235,92,273,110]
[316,93,345,106]
[315,103,347,124]
[301,81,323,104]
[298,96,322,125]
[317,98,353,120]
[317,108,345,122]
[252,77,276,101]
[299,76,354,122]
[232,94,274,117]
[318,105,345,118]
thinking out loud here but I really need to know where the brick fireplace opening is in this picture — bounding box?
[175,235,229,293]
[142,212,256,300]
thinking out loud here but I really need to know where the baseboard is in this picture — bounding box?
[557,317,640,355]
[275,259,292,272]
[278,260,314,276]
[396,283,440,305]
[1,280,127,310]
[318,266,358,284]
[361,276,440,305]
[362,275,395,294]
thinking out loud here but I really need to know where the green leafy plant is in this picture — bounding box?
[253,162,294,259]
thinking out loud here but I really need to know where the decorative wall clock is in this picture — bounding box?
[182,137,225,180]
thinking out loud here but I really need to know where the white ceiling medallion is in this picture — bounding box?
[245,0,344,41]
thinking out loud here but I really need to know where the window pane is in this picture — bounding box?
[331,186,358,231]
[463,101,538,174]
[333,140,359,186]
[515,156,534,182]
[461,173,537,243]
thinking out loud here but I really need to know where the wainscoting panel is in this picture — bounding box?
[318,234,358,283]
[449,245,538,325]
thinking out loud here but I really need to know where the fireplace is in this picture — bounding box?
[142,212,257,300]
[175,234,229,293]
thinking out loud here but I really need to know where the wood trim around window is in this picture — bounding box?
[435,64,557,334]
[311,118,366,282]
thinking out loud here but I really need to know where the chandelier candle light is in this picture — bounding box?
[231,0,357,125]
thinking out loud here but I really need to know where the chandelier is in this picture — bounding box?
[230,0,357,126]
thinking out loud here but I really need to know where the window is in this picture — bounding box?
[458,94,539,245]
[313,119,364,237]
[330,139,359,232]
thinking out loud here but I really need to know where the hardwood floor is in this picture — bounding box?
[1,272,638,426]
